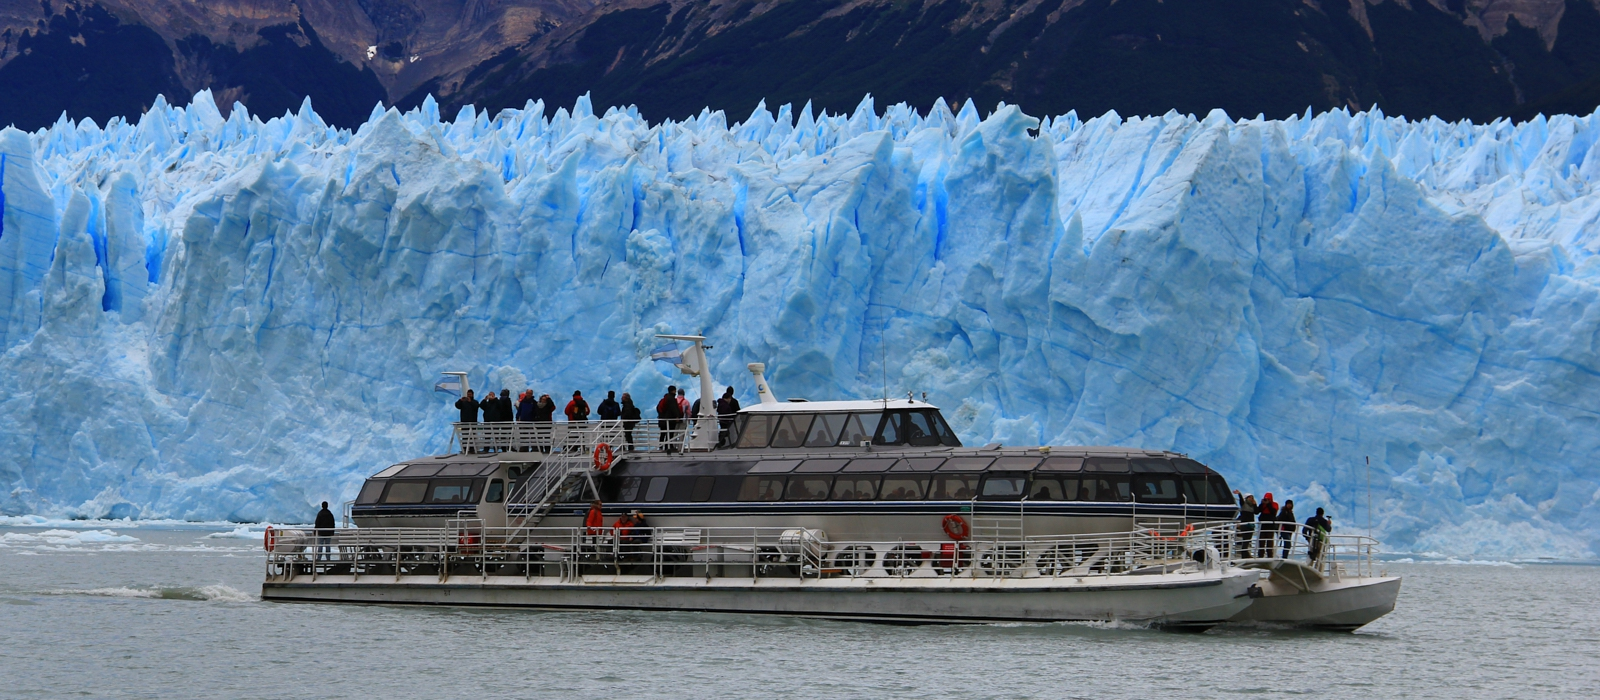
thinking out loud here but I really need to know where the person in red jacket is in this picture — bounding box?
[1256,493,1279,558]
[584,500,605,535]
[565,391,591,424]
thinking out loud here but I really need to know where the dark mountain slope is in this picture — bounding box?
[4,0,1600,130]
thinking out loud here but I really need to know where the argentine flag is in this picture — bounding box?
[433,375,463,396]
[650,343,682,364]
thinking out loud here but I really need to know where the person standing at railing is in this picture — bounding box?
[566,390,591,424]
[1277,499,1297,558]
[715,387,740,447]
[534,394,556,453]
[1256,493,1279,558]
[619,393,641,450]
[455,390,480,423]
[314,501,336,563]
[676,388,691,449]
[656,386,683,453]
[1233,491,1257,559]
[1305,507,1332,564]
[454,390,481,454]
[478,390,500,424]
[516,390,536,421]
[597,391,622,422]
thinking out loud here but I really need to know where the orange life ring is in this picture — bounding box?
[263,526,276,552]
[458,531,480,553]
[593,442,615,471]
[942,514,970,541]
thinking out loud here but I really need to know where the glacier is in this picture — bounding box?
[1,90,1597,559]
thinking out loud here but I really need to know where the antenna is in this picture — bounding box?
[1363,457,1376,540]
[881,322,888,403]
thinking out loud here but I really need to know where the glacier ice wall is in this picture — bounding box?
[2,91,1598,558]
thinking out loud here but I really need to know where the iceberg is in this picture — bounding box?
[1,91,1597,559]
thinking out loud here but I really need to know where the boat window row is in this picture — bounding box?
[732,409,963,448]
[734,455,1212,474]
[356,477,505,505]
[599,473,1233,504]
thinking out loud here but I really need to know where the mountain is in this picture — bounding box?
[4,0,1600,130]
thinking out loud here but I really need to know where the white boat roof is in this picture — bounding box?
[741,399,939,413]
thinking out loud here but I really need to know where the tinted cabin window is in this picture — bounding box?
[738,476,785,501]
[784,476,832,501]
[843,458,896,472]
[382,481,428,504]
[427,479,476,504]
[932,411,962,446]
[618,477,643,502]
[1131,458,1172,474]
[1040,457,1084,471]
[904,411,940,446]
[398,464,443,477]
[892,458,945,472]
[942,457,994,471]
[796,459,848,473]
[1173,458,1208,474]
[879,476,928,500]
[873,412,902,445]
[832,476,879,500]
[1133,476,1181,503]
[356,480,386,504]
[993,457,1041,471]
[736,415,775,448]
[804,414,843,447]
[1029,477,1064,500]
[1080,476,1132,502]
[931,475,979,500]
[691,476,716,502]
[1085,457,1130,472]
[839,414,874,445]
[644,477,670,502]
[979,476,1026,500]
[1060,477,1081,500]
[485,479,505,503]
[769,414,812,448]
[1209,475,1232,505]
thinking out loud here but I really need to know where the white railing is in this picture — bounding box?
[262,524,1245,583]
[452,418,722,454]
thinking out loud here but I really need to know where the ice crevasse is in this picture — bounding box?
[0,90,1597,559]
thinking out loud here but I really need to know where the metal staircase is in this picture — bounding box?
[503,423,625,530]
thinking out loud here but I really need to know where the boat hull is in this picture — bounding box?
[1229,574,1401,631]
[262,569,1259,628]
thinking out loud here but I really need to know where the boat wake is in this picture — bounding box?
[42,585,256,603]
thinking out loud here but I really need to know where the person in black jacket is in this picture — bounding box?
[656,386,682,453]
[597,391,622,421]
[498,389,513,420]
[455,390,480,423]
[314,501,336,563]
[1233,490,1256,559]
[619,393,641,450]
[481,391,503,423]
[715,387,740,447]
[533,394,556,453]
[1304,507,1332,563]
[1278,500,1297,558]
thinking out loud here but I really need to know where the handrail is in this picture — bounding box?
[452,420,705,455]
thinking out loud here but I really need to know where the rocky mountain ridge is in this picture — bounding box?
[2,0,1599,130]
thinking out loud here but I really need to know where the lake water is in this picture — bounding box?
[1,524,1596,698]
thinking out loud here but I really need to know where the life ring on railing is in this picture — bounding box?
[942,514,970,541]
[593,442,615,471]
[263,526,276,552]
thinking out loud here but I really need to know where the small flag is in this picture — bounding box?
[434,376,463,396]
[650,343,682,364]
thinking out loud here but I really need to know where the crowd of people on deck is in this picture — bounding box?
[451,384,743,451]
[1232,490,1334,564]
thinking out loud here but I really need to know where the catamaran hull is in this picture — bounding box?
[262,570,1259,628]
[1229,576,1401,631]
